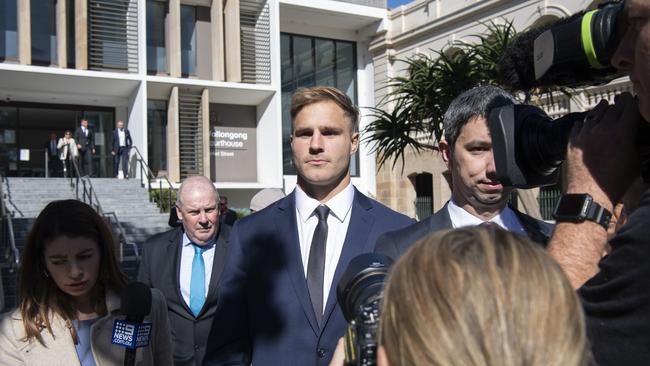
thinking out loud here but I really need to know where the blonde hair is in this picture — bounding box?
[379,227,590,366]
[290,86,359,132]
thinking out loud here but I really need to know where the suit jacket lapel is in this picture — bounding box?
[276,193,320,335]
[170,228,195,318]
[513,209,550,246]
[321,189,375,331]
[198,225,230,318]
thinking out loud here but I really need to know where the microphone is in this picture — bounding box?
[497,1,625,91]
[111,282,153,366]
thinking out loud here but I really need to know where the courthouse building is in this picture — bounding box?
[0,0,386,207]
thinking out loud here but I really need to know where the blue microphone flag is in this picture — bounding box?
[111,319,152,349]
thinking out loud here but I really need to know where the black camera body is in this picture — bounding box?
[337,253,392,366]
[491,0,650,188]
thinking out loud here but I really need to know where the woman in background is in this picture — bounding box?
[377,227,590,366]
[57,130,79,178]
[0,199,173,365]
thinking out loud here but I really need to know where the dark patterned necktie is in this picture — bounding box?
[307,205,330,326]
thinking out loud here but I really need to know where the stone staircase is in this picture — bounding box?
[1,177,172,310]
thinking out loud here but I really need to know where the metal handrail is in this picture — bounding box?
[131,146,177,213]
[67,157,138,261]
[104,211,140,262]
[0,176,19,269]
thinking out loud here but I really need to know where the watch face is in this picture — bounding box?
[553,194,590,221]
[555,195,587,216]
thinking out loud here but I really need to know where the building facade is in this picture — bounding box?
[371,0,632,219]
[0,0,387,208]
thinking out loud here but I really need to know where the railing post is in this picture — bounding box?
[44,150,49,178]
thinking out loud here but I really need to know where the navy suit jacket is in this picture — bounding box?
[138,225,231,366]
[111,128,132,153]
[204,188,414,366]
[375,202,554,260]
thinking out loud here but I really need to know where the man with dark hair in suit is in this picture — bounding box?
[376,85,553,260]
[111,120,132,179]
[138,175,231,366]
[204,86,414,366]
[218,196,237,226]
[74,119,95,176]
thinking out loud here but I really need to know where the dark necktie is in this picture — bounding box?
[307,205,330,326]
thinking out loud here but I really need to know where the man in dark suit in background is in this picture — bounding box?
[376,86,553,260]
[74,118,95,176]
[204,86,414,366]
[44,132,60,177]
[138,175,231,366]
[111,120,132,179]
[218,196,237,226]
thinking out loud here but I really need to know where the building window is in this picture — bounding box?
[180,5,196,77]
[280,33,358,176]
[147,100,167,177]
[31,0,57,65]
[147,0,166,74]
[0,0,18,61]
[411,172,433,220]
[66,0,75,68]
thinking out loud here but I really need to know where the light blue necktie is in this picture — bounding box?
[189,244,206,317]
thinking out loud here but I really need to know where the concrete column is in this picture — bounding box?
[518,188,542,219]
[210,0,225,81]
[167,86,181,182]
[168,0,181,78]
[75,0,87,69]
[224,0,241,82]
[56,0,67,67]
[201,89,211,178]
[18,0,31,64]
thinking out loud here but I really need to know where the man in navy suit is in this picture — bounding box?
[111,120,132,178]
[204,86,414,365]
[376,86,553,260]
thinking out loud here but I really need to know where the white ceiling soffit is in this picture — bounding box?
[280,0,386,32]
[146,78,276,105]
[0,67,139,106]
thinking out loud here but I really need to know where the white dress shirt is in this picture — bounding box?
[118,129,126,147]
[446,199,526,235]
[295,182,354,313]
[179,232,216,307]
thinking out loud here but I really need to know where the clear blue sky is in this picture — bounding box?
[387,0,414,9]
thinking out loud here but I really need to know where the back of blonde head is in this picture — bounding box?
[379,227,589,366]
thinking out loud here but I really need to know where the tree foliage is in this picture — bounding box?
[364,21,520,170]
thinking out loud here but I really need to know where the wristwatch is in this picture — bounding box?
[552,193,612,230]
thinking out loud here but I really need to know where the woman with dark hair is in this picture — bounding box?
[0,199,173,365]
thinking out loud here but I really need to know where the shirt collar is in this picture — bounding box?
[295,182,354,223]
[447,199,520,230]
[182,232,216,249]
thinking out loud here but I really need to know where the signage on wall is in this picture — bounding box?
[210,104,258,182]
[210,125,257,182]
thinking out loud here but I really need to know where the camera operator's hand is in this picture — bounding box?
[566,93,641,211]
[550,93,642,288]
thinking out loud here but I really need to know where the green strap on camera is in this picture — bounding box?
[582,9,608,70]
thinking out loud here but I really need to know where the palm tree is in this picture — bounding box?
[364,21,521,171]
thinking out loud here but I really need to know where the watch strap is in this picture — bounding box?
[585,200,612,230]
